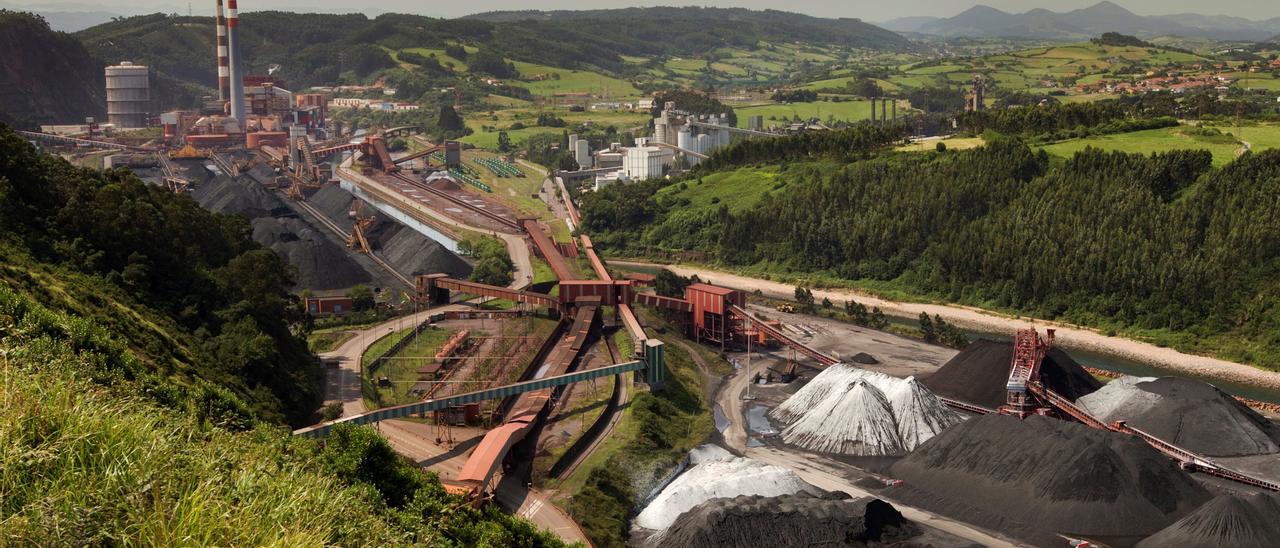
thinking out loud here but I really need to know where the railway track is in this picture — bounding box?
[389,172,521,232]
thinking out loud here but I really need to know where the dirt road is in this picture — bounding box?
[619,261,1280,392]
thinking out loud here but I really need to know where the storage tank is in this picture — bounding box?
[677,129,692,152]
[105,61,150,128]
[696,134,711,155]
[574,139,592,169]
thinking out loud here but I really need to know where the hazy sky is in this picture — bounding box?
[6,0,1280,22]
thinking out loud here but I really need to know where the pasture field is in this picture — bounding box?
[1038,125,1256,166]
[733,98,901,128]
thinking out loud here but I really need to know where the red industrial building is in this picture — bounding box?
[305,295,354,315]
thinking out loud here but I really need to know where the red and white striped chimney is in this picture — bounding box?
[226,0,245,123]
[215,0,229,101]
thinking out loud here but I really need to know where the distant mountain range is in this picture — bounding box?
[882,1,1280,41]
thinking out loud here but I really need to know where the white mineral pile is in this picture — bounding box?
[634,445,816,531]
[770,364,896,422]
[775,366,961,456]
[782,378,905,455]
[886,376,965,449]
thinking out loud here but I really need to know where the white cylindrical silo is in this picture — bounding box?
[105,61,150,128]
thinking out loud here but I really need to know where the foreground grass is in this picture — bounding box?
[0,287,566,546]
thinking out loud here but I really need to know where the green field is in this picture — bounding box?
[462,105,648,150]
[461,150,552,219]
[365,326,459,408]
[1039,126,1252,166]
[812,41,1218,101]
[657,166,783,212]
[508,60,643,99]
[733,99,900,128]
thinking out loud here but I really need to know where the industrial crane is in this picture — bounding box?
[346,200,375,254]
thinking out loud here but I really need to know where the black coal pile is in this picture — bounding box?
[1141,378,1277,457]
[923,339,1101,409]
[190,174,373,290]
[1136,493,1280,548]
[888,414,1210,546]
[251,217,371,290]
[191,175,290,219]
[308,185,471,279]
[651,493,919,548]
[851,352,879,365]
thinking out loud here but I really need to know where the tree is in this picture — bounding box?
[655,269,693,298]
[936,141,947,153]
[869,307,889,329]
[794,286,815,312]
[497,131,512,153]
[845,300,869,325]
[437,105,464,132]
[918,312,936,343]
[348,284,375,311]
[321,401,343,421]
[821,297,832,308]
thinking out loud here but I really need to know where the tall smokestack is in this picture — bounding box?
[215,0,229,101]
[226,0,245,124]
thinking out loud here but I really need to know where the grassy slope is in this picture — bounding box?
[733,99,889,127]
[1038,124,1277,167]
[0,285,562,546]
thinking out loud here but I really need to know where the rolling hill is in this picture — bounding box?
[62,7,913,118]
[908,1,1280,41]
[465,7,912,52]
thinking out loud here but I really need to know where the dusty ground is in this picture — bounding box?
[743,303,958,379]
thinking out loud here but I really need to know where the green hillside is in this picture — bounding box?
[0,124,566,544]
[581,131,1280,372]
[0,11,104,127]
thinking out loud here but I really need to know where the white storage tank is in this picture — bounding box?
[677,129,692,152]
[105,61,150,128]
[575,139,592,169]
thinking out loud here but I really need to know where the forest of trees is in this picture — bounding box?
[697,124,906,170]
[582,138,1280,370]
[956,96,1262,137]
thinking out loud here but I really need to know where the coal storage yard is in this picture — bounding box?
[922,339,1101,409]
[651,493,925,548]
[1136,492,1280,548]
[1079,376,1280,457]
[887,413,1211,546]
